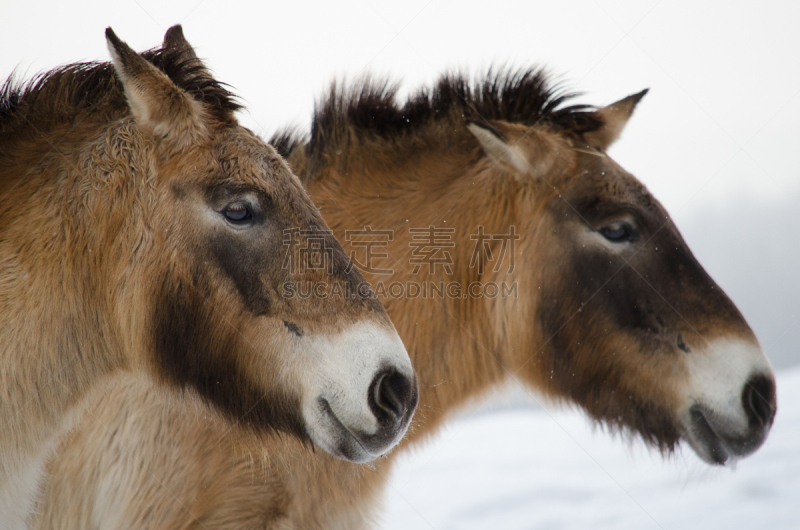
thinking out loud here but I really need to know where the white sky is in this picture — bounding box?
[3,1,799,367]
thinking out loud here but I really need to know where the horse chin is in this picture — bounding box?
[306,399,380,463]
[306,395,414,463]
[681,405,771,466]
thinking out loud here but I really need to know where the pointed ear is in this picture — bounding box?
[106,27,208,149]
[467,120,559,178]
[163,25,199,61]
[467,122,530,174]
[583,89,648,149]
[162,25,215,87]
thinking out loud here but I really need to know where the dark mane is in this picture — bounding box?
[270,125,306,161]
[0,46,241,140]
[279,67,603,178]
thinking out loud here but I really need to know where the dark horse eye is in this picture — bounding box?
[599,222,638,243]
[222,203,252,224]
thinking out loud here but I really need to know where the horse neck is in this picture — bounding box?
[0,121,138,484]
[307,146,543,446]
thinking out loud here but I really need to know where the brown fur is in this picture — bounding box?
[0,27,402,528]
[35,66,775,528]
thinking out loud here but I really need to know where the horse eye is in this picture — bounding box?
[599,222,638,243]
[222,203,252,224]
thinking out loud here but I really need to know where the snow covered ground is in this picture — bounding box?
[382,367,800,529]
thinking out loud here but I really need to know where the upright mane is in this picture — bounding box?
[273,67,604,179]
[0,47,241,142]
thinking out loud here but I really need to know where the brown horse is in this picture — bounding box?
[0,26,417,528]
[36,66,776,528]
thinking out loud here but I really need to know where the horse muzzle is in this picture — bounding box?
[299,322,418,463]
[683,373,776,465]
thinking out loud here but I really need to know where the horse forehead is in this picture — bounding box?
[198,132,288,183]
[571,153,653,208]
[212,130,274,164]
[204,132,315,213]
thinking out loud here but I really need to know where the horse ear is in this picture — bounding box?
[162,25,215,86]
[163,25,199,61]
[467,121,531,175]
[583,89,648,150]
[467,120,558,178]
[106,27,208,149]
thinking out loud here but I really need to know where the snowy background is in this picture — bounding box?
[2,1,798,527]
[383,366,800,529]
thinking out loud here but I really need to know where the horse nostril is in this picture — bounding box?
[369,369,412,423]
[742,374,776,428]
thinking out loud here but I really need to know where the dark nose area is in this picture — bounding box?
[742,374,776,428]
[369,369,413,424]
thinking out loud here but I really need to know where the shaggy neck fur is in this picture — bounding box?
[0,118,150,527]
[303,149,542,443]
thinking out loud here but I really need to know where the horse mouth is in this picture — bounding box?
[684,405,770,466]
[686,407,730,465]
[318,398,375,463]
